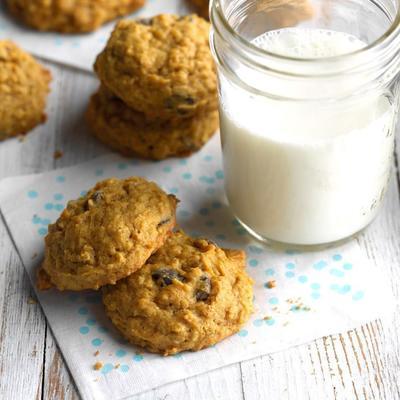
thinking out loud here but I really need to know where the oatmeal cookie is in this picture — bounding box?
[102,231,254,355]
[0,40,51,141]
[38,177,178,291]
[94,14,217,118]
[86,86,218,160]
[7,0,145,33]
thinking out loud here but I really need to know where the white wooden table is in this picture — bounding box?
[0,60,399,400]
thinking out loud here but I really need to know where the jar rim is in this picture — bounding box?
[211,0,400,63]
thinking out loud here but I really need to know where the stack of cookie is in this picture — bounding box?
[87,14,219,160]
[38,177,253,356]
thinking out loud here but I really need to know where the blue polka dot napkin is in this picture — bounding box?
[0,0,191,72]
[0,135,394,400]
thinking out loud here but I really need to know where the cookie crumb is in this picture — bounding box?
[115,363,120,369]
[265,280,276,289]
[27,297,37,304]
[18,134,27,142]
[263,315,272,320]
[31,253,38,260]
[94,350,100,356]
[94,361,103,371]
[53,150,63,160]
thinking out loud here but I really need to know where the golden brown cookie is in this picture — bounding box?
[102,231,254,355]
[0,40,51,141]
[7,0,145,33]
[38,177,178,291]
[86,86,218,160]
[189,0,209,19]
[94,15,217,118]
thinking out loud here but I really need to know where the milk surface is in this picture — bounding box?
[220,28,396,245]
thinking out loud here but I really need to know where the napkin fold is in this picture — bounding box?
[0,135,394,400]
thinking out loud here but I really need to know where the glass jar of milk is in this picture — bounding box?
[210,0,400,247]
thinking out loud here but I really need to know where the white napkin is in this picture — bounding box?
[0,135,394,400]
[0,0,191,72]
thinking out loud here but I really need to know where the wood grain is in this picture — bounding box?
[0,60,399,400]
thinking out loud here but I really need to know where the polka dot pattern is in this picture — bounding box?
[101,363,114,374]
[265,318,275,326]
[313,260,328,270]
[15,135,376,385]
[79,326,90,335]
[92,338,103,347]
[38,227,47,236]
[269,297,279,305]
[265,268,275,276]
[249,259,259,267]
[298,275,308,284]
[78,307,88,315]
[28,190,38,199]
[120,365,130,373]
[116,349,127,358]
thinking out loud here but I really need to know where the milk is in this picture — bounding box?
[220,28,397,245]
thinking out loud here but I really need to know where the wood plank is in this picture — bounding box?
[0,222,46,400]
[0,62,59,400]
[41,63,99,400]
[133,364,243,400]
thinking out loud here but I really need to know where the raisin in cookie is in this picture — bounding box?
[94,14,217,118]
[7,0,145,33]
[102,231,254,355]
[37,177,178,291]
[86,86,218,160]
[0,40,51,141]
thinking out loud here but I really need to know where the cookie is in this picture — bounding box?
[7,0,145,33]
[189,0,209,19]
[86,86,218,160]
[38,177,178,291]
[94,15,217,118]
[0,40,51,141]
[102,231,254,355]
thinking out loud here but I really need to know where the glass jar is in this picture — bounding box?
[210,0,400,247]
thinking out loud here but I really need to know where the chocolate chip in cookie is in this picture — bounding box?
[152,268,185,287]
